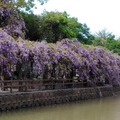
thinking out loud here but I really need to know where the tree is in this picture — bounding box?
[77,23,94,44]
[20,12,41,40]
[93,29,120,55]
[38,11,80,42]
[93,29,115,47]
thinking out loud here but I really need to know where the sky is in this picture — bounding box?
[34,0,120,37]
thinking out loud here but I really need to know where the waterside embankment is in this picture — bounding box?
[0,86,120,111]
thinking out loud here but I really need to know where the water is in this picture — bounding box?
[1,96,120,120]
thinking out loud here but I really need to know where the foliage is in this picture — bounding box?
[0,0,48,11]
[93,29,115,47]
[77,24,94,44]
[93,29,120,55]
[0,30,120,86]
[21,11,93,43]
[106,39,120,55]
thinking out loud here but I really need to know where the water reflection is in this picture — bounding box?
[1,96,120,120]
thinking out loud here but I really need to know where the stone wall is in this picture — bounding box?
[0,86,120,111]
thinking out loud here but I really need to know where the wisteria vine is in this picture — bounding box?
[0,1,26,38]
[0,30,120,86]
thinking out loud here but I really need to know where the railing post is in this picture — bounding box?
[10,80,12,93]
[25,80,27,92]
[72,81,74,88]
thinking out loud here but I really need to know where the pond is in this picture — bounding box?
[1,96,120,120]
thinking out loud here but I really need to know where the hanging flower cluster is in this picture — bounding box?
[0,30,120,86]
[0,2,26,38]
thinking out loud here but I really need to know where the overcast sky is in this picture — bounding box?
[34,0,120,37]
